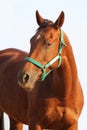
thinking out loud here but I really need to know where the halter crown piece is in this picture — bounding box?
[25,29,67,81]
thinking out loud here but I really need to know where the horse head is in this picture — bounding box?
[18,11,66,91]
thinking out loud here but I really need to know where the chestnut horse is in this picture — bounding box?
[18,11,84,130]
[0,11,84,130]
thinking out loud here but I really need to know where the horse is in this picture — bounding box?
[0,11,84,130]
[18,10,84,130]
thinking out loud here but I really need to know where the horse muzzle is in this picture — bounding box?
[18,71,29,84]
[17,69,41,91]
[17,71,30,88]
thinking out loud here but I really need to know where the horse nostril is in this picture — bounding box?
[23,73,29,83]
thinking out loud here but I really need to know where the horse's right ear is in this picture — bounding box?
[54,11,65,29]
[36,10,45,26]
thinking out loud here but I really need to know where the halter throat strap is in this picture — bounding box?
[25,29,66,81]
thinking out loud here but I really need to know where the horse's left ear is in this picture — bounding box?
[54,11,65,29]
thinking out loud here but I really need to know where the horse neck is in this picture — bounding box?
[48,34,78,99]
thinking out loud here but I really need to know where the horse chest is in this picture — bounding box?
[32,96,77,129]
[37,98,64,124]
[43,105,77,128]
[37,103,77,129]
[45,105,64,122]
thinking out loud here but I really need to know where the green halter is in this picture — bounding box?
[25,29,67,81]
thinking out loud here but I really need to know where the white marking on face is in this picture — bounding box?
[36,34,41,40]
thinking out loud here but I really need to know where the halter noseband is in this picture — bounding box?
[25,29,67,81]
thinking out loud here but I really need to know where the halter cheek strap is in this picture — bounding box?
[25,29,67,81]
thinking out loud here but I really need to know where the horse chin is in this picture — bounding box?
[18,81,36,92]
[18,81,32,91]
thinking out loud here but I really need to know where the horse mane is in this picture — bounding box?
[37,19,53,31]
